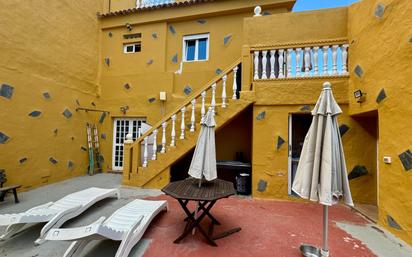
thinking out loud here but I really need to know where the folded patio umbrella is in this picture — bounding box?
[292,82,353,257]
[188,107,217,182]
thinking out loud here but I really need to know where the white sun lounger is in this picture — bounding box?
[0,187,120,244]
[45,199,167,257]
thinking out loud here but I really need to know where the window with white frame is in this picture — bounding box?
[123,42,141,53]
[183,33,209,62]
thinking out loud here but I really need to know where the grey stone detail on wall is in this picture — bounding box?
[277,136,285,150]
[152,32,158,39]
[399,150,412,171]
[19,157,28,164]
[99,112,107,124]
[183,86,193,95]
[300,105,311,111]
[409,37,412,43]
[374,3,385,18]
[147,59,154,65]
[387,215,402,230]
[81,146,87,151]
[354,65,363,78]
[62,109,73,119]
[76,99,80,106]
[348,165,368,180]
[68,160,74,170]
[71,136,75,141]
[216,68,222,75]
[108,32,113,37]
[104,57,110,66]
[43,92,51,99]
[54,129,58,135]
[197,19,207,24]
[168,25,176,34]
[0,132,10,144]
[376,88,387,103]
[0,84,14,99]
[223,34,232,45]
[91,102,96,106]
[339,124,350,136]
[148,97,156,103]
[257,179,267,192]
[101,133,106,139]
[256,111,266,120]
[124,83,131,90]
[49,157,58,165]
[172,53,178,63]
[29,111,42,117]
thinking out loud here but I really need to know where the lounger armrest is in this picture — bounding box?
[39,204,83,239]
[45,217,107,241]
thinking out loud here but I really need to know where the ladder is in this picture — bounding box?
[86,123,103,175]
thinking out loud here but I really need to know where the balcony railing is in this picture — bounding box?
[136,0,175,8]
[252,40,349,80]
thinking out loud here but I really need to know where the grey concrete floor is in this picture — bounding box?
[0,173,162,257]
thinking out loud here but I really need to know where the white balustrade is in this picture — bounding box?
[222,75,227,108]
[232,66,238,99]
[253,43,349,80]
[151,129,157,160]
[211,83,216,115]
[180,107,186,139]
[143,136,148,167]
[161,122,167,153]
[190,99,196,132]
[201,91,206,119]
[170,114,176,147]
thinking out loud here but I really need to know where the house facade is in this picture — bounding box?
[0,0,411,245]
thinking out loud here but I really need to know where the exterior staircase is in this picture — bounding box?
[122,58,252,187]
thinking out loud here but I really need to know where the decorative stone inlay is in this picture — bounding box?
[223,34,232,46]
[387,215,402,230]
[339,124,350,136]
[376,88,387,103]
[257,179,267,192]
[148,97,156,103]
[123,83,131,90]
[374,3,385,18]
[348,165,368,180]
[168,25,176,34]
[183,86,193,95]
[76,99,80,106]
[62,109,72,119]
[152,32,158,39]
[81,146,87,151]
[0,132,9,144]
[68,160,74,170]
[104,57,110,66]
[108,32,113,37]
[101,133,107,139]
[277,136,285,150]
[28,111,42,117]
[262,11,271,16]
[300,105,311,111]
[53,129,58,135]
[197,19,207,24]
[91,102,96,106]
[172,53,178,63]
[49,157,58,165]
[354,65,363,78]
[215,68,222,75]
[399,150,412,171]
[0,84,14,99]
[99,112,107,124]
[147,59,154,65]
[256,111,266,120]
[43,92,51,99]
[19,157,28,164]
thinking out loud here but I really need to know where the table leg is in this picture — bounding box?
[12,189,19,203]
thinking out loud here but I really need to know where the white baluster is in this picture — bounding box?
[296,48,302,77]
[304,47,311,76]
[341,44,349,75]
[269,50,276,79]
[278,49,284,78]
[170,114,176,146]
[137,127,142,138]
[161,122,167,153]
[143,136,148,167]
[190,99,196,132]
[222,75,227,108]
[180,107,186,139]
[253,51,260,80]
[313,46,319,76]
[286,49,293,77]
[232,66,238,99]
[261,50,268,79]
[322,46,329,76]
[201,91,206,119]
[151,129,158,160]
[332,45,338,75]
[211,83,216,115]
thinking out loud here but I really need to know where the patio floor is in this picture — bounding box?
[1,173,411,257]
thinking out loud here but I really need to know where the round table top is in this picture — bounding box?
[162,178,236,201]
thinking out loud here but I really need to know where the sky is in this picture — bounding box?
[292,0,360,12]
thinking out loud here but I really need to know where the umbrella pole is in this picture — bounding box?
[192,178,202,235]
[321,205,329,257]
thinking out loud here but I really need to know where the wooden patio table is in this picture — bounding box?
[162,178,241,246]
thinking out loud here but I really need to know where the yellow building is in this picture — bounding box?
[0,0,411,245]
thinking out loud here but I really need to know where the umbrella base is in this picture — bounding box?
[300,244,329,257]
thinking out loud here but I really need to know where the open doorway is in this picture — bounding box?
[288,113,312,195]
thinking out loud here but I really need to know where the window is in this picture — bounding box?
[123,42,141,53]
[112,118,146,170]
[183,33,209,62]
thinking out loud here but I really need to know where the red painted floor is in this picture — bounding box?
[142,195,375,257]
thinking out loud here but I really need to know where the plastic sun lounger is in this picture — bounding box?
[0,187,120,245]
[45,199,168,257]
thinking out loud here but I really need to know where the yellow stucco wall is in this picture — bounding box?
[0,0,103,190]
[347,0,412,245]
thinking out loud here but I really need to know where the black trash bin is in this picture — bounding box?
[236,173,251,195]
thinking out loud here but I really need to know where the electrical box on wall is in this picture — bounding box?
[383,156,392,164]
[159,91,167,101]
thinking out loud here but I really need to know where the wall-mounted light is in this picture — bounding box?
[125,23,133,31]
[120,106,129,114]
[354,89,366,103]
